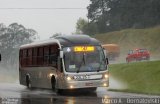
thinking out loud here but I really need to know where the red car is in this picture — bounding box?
[126,48,150,63]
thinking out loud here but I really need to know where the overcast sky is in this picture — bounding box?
[0,0,90,40]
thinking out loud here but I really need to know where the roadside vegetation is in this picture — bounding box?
[109,60,160,95]
[77,0,160,36]
[94,26,160,61]
[93,21,160,95]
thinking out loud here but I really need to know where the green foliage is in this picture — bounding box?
[110,61,160,94]
[75,17,98,35]
[83,22,98,35]
[76,18,88,34]
[87,0,160,33]
[0,23,38,67]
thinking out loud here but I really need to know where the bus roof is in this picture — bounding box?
[55,35,100,47]
[102,44,119,47]
[20,38,59,49]
[20,35,101,49]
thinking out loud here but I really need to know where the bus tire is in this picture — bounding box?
[51,76,62,94]
[51,76,56,91]
[26,75,31,89]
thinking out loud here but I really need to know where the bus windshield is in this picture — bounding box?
[63,46,107,72]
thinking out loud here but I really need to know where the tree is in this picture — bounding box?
[0,23,38,67]
[76,18,88,34]
[75,17,98,35]
[87,0,160,33]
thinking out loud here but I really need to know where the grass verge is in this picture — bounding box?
[109,60,160,95]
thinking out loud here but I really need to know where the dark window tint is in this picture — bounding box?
[49,45,58,67]
[44,46,49,65]
[37,47,43,66]
[32,48,37,66]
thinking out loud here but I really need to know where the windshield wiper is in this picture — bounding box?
[76,53,86,73]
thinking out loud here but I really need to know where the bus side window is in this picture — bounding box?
[26,49,29,66]
[28,48,32,66]
[20,50,23,67]
[44,46,49,66]
[23,49,27,67]
[33,48,37,66]
[49,45,58,68]
[37,47,43,66]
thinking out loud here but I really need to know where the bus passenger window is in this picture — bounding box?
[20,50,23,67]
[32,48,37,66]
[23,49,27,67]
[28,48,32,66]
[37,47,43,66]
[44,46,49,66]
[49,45,58,68]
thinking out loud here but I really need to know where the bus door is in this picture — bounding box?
[56,51,64,88]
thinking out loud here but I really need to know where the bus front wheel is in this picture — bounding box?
[51,76,62,94]
[26,75,31,89]
[51,76,56,90]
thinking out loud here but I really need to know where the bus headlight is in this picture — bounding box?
[103,74,109,79]
[70,85,74,89]
[67,76,72,81]
[49,73,54,77]
[104,74,109,78]
[66,76,74,81]
[103,83,107,87]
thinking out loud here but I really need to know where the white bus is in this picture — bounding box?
[19,35,109,93]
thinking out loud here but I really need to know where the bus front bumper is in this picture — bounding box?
[61,79,109,89]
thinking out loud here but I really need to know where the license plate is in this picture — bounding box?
[85,83,93,86]
[74,75,89,80]
[74,75,102,80]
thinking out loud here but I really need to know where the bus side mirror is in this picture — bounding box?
[0,54,1,61]
[103,48,107,58]
[103,48,109,65]
[106,57,109,65]
[60,51,64,58]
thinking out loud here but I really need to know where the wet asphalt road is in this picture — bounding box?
[0,83,160,104]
